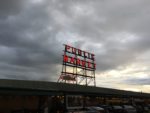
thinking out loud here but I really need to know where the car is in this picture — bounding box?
[92,106,105,113]
[99,105,112,113]
[134,105,144,113]
[67,109,88,113]
[84,106,105,113]
[122,105,137,113]
[111,105,124,113]
[143,106,150,113]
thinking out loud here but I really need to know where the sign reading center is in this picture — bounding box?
[64,45,96,69]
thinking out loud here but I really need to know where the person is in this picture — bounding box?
[44,106,48,113]
[44,101,49,113]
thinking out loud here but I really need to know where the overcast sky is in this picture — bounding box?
[0,0,150,93]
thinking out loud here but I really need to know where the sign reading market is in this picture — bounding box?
[63,44,96,70]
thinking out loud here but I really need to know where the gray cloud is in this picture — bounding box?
[0,0,150,89]
[124,77,150,85]
[0,0,25,17]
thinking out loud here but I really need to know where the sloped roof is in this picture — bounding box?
[0,79,149,98]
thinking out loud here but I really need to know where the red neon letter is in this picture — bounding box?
[70,57,75,64]
[72,47,76,54]
[84,51,87,58]
[88,61,91,68]
[88,53,90,59]
[81,60,86,67]
[63,55,68,62]
[78,49,82,56]
[94,63,96,69]
[91,54,95,60]
[66,45,71,52]
[77,58,80,65]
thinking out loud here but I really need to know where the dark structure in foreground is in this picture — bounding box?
[0,79,149,98]
[0,79,150,113]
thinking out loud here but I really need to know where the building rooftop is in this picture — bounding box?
[0,79,149,98]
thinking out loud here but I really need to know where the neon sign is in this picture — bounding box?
[58,44,96,86]
[64,45,96,69]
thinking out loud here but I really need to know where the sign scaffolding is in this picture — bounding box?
[58,44,96,86]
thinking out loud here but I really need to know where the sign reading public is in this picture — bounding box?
[64,44,96,69]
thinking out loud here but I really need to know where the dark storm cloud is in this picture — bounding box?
[0,0,150,85]
[0,0,63,80]
[46,0,150,72]
[124,77,150,85]
[0,0,25,16]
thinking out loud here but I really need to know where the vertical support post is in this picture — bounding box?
[64,93,67,112]
[93,58,96,87]
[75,52,77,85]
[84,55,87,86]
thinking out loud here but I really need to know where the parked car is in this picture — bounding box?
[99,105,112,113]
[134,105,144,113]
[143,106,150,113]
[122,105,137,113]
[111,105,124,113]
[84,106,105,113]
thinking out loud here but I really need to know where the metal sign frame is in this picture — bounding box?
[58,44,96,86]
